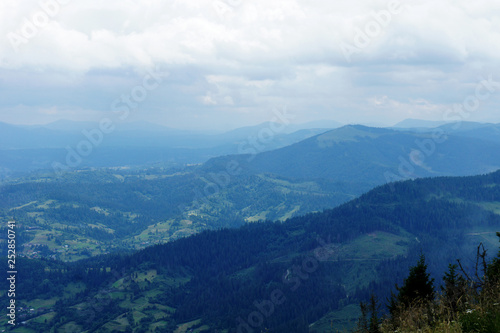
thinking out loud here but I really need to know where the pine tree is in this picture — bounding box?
[486,232,500,283]
[441,263,466,313]
[368,294,381,333]
[356,294,380,333]
[389,254,434,315]
[399,254,434,305]
[387,290,399,318]
[356,301,369,333]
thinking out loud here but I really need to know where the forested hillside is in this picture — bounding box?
[0,167,362,261]
[2,170,500,332]
[203,125,500,182]
[3,124,500,262]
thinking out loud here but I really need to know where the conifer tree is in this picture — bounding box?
[399,254,434,304]
[441,263,466,313]
[355,301,368,332]
[389,254,434,315]
[368,294,381,333]
[486,232,500,283]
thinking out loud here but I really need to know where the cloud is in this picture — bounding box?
[0,0,499,129]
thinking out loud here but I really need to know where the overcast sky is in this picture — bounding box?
[1,0,500,130]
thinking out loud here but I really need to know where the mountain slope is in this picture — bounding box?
[0,168,360,261]
[4,124,500,261]
[438,122,500,144]
[393,118,448,128]
[203,125,500,183]
[6,170,500,332]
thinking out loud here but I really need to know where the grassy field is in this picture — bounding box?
[477,201,500,215]
[310,304,361,332]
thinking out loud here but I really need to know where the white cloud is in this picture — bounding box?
[0,0,499,128]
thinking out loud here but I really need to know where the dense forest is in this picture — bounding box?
[2,170,500,332]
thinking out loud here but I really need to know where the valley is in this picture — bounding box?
[2,169,500,332]
[3,2,500,331]
[0,168,360,261]
[1,121,500,332]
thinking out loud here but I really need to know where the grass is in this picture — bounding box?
[30,311,57,324]
[36,200,56,209]
[465,226,500,248]
[257,174,321,192]
[22,227,113,261]
[113,174,125,181]
[63,282,86,298]
[245,210,269,222]
[27,298,57,310]
[28,230,54,246]
[110,291,128,300]
[131,219,187,246]
[90,206,110,216]
[336,231,410,261]
[88,223,114,233]
[144,289,163,299]
[279,204,301,221]
[9,201,38,210]
[477,201,500,215]
[150,320,170,331]
[57,321,83,333]
[174,319,205,333]
[101,314,129,332]
[310,303,361,333]
[132,310,148,323]
[7,327,36,333]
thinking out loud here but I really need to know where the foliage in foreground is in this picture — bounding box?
[357,234,500,333]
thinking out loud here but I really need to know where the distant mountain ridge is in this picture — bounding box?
[393,118,449,128]
[0,120,333,177]
[2,120,500,182]
[203,124,500,184]
[0,120,332,150]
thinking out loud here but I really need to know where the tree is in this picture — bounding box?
[368,294,381,333]
[356,301,368,333]
[441,263,466,313]
[486,232,500,283]
[389,254,434,314]
[356,294,380,333]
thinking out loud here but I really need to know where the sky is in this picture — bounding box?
[1,0,500,131]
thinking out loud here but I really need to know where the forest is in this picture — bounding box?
[2,170,500,332]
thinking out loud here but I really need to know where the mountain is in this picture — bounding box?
[203,125,500,184]
[0,166,362,261]
[3,124,500,258]
[0,122,80,149]
[43,120,183,133]
[6,170,500,332]
[0,120,194,149]
[196,120,342,141]
[437,122,500,144]
[286,119,343,131]
[393,118,449,128]
[0,121,331,178]
[0,120,330,150]
[43,120,107,132]
[437,121,492,133]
